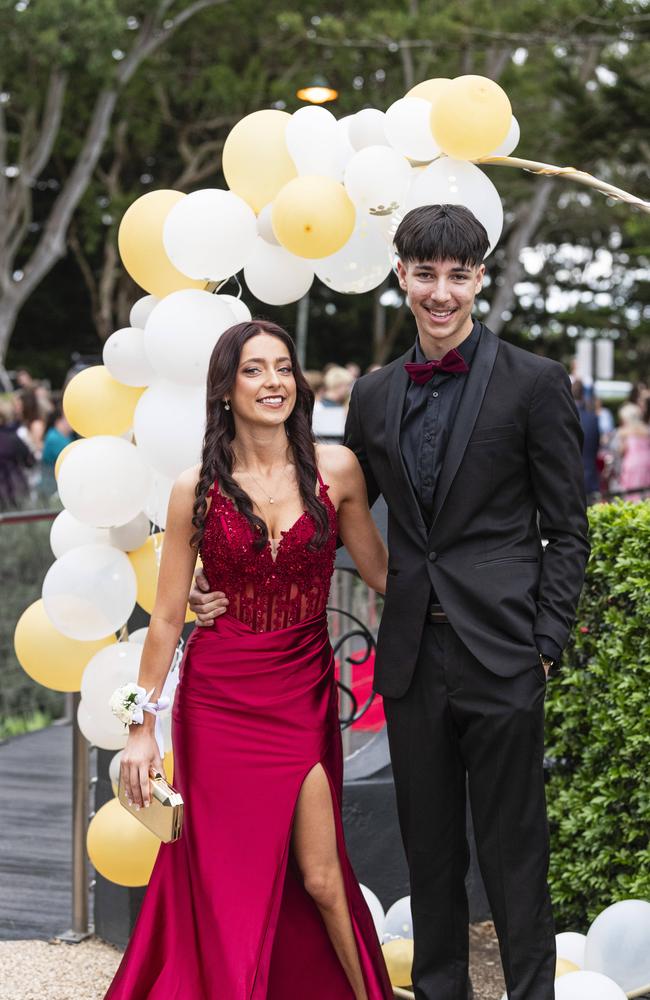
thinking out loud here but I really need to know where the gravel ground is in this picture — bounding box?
[0,923,505,999]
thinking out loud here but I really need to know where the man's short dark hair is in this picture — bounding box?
[394,204,489,267]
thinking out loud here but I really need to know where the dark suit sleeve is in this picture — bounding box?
[527,364,590,651]
[344,382,381,509]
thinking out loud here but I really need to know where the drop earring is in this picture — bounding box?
[223,400,230,411]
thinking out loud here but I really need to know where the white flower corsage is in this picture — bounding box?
[110,683,159,727]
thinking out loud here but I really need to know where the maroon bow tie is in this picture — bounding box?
[404,349,469,384]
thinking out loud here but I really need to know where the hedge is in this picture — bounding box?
[545,501,650,928]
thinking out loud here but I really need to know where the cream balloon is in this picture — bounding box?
[129,295,159,330]
[314,216,392,294]
[244,238,314,306]
[133,381,206,481]
[215,294,251,323]
[103,327,156,388]
[109,749,123,793]
[285,105,340,178]
[585,900,650,994]
[431,75,512,160]
[128,627,149,644]
[385,98,440,162]
[556,931,587,969]
[163,189,257,281]
[108,512,151,552]
[42,543,137,641]
[405,158,503,255]
[77,700,128,751]
[144,289,235,386]
[383,895,413,940]
[272,176,356,259]
[80,641,143,721]
[487,115,520,157]
[360,885,385,940]
[222,109,297,213]
[142,468,174,529]
[348,108,390,151]
[57,436,151,529]
[50,509,109,558]
[553,971,626,1000]
[344,145,411,216]
[257,203,280,245]
[406,77,452,104]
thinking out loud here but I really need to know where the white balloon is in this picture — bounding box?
[81,641,143,721]
[488,115,520,157]
[344,146,411,216]
[348,108,390,151]
[103,327,156,387]
[244,238,314,306]
[585,899,650,993]
[134,380,206,481]
[385,98,440,162]
[360,885,385,940]
[286,105,340,178]
[382,896,413,940]
[334,115,356,177]
[128,627,149,644]
[554,971,626,1000]
[142,467,175,528]
[129,295,159,329]
[58,436,151,529]
[108,512,151,552]
[77,701,127,751]
[50,510,109,558]
[314,216,392,294]
[144,289,235,386]
[42,543,137,641]
[215,294,252,323]
[109,749,123,793]
[257,203,280,245]
[405,158,503,255]
[556,931,587,969]
[163,188,257,281]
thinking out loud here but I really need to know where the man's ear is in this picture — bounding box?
[475,262,486,294]
[396,258,408,292]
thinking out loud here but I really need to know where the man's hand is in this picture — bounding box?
[189,566,229,626]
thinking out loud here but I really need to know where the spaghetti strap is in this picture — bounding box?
[315,468,327,492]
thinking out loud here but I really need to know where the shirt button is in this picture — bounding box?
[425,433,432,442]
[432,391,439,398]
[428,551,438,562]
[424,477,432,485]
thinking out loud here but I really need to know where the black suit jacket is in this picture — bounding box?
[344,324,590,699]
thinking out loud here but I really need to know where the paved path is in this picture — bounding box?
[0,724,73,940]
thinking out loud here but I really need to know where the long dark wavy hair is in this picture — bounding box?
[190,320,329,552]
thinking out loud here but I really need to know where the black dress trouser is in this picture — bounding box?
[383,622,556,1000]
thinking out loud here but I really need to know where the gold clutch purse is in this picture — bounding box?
[118,768,184,843]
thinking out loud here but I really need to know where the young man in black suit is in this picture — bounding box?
[188,204,589,1000]
[343,205,589,1000]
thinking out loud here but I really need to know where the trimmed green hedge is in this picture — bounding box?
[545,501,650,928]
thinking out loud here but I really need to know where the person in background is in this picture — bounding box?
[14,388,46,501]
[0,399,35,510]
[304,369,325,402]
[365,363,382,375]
[571,380,601,500]
[616,401,650,501]
[346,362,361,380]
[41,404,74,499]
[312,366,355,443]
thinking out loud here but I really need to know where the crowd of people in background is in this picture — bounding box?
[1,361,649,512]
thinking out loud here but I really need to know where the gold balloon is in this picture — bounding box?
[63,366,144,437]
[407,78,452,105]
[128,533,195,623]
[381,938,414,988]
[223,110,297,214]
[118,190,206,298]
[14,599,116,692]
[430,74,512,160]
[272,176,356,259]
[555,958,580,978]
[87,797,160,886]
[163,749,174,784]
[54,439,81,480]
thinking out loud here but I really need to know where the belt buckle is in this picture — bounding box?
[428,603,447,624]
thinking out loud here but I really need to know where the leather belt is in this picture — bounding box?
[427,602,449,624]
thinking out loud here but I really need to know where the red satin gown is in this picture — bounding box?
[104,474,393,999]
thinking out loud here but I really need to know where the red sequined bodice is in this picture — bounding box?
[200,477,338,632]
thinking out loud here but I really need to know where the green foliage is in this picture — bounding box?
[0,519,64,725]
[545,501,650,928]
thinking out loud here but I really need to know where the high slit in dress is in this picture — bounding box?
[104,473,393,999]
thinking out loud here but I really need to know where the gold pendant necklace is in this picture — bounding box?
[244,463,291,505]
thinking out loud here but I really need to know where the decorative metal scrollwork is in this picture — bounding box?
[327,606,378,730]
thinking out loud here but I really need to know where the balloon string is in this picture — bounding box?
[206,274,244,298]
[474,154,650,214]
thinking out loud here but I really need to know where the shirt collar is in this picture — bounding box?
[412,318,481,367]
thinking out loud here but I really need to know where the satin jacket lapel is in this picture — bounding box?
[430,326,500,528]
[385,351,428,542]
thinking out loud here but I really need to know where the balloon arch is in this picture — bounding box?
[13,75,649,899]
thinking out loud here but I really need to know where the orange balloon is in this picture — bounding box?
[430,75,512,160]
[272,176,356,259]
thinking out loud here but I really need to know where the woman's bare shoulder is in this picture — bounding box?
[315,443,360,476]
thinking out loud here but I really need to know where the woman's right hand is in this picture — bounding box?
[120,728,163,810]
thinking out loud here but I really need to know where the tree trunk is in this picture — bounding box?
[0,290,22,376]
